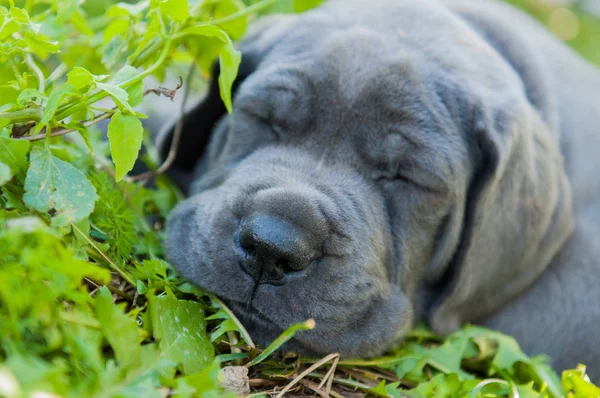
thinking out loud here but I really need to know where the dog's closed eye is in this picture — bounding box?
[238,107,285,140]
[374,161,442,194]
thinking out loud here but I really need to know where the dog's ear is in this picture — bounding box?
[155,16,291,179]
[430,98,574,333]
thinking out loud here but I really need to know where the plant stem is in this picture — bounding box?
[210,0,281,25]
[20,112,113,142]
[60,39,172,121]
[0,108,41,123]
[72,223,136,286]
[25,54,45,93]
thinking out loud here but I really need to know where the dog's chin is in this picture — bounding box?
[226,300,323,356]
[220,281,414,359]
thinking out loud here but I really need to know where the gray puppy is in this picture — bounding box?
[158,0,600,377]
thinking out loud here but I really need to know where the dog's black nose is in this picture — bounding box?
[239,214,314,284]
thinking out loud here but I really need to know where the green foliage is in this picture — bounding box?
[88,171,138,263]
[0,0,598,396]
[149,291,215,374]
[23,146,98,227]
[107,112,144,181]
[0,137,30,184]
[508,0,600,66]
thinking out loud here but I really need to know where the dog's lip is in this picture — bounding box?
[225,299,281,331]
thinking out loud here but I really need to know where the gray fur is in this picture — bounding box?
[159,0,600,377]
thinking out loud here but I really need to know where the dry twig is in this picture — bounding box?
[275,353,340,398]
[318,354,340,397]
[143,76,183,101]
[130,67,193,182]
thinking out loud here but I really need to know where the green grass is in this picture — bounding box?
[507,0,600,66]
[1,0,599,397]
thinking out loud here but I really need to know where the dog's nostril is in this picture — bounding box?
[238,214,314,284]
[241,241,256,255]
[275,258,293,272]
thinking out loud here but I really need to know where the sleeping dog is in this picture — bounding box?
[157,0,600,377]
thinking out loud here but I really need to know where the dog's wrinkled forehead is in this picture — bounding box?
[243,24,426,101]
[235,28,451,162]
[260,0,522,101]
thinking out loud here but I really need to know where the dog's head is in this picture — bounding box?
[160,0,573,356]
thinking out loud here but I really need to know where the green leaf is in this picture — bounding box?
[427,333,472,377]
[371,380,404,398]
[175,25,241,113]
[218,40,242,114]
[95,286,144,368]
[103,5,130,44]
[16,88,46,105]
[463,326,529,371]
[209,318,238,343]
[0,118,10,131]
[23,146,97,227]
[54,0,81,23]
[10,7,31,24]
[150,293,215,374]
[179,360,234,398]
[136,280,148,294]
[67,67,95,91]
[23,32,60,56]
[195,0,247,40]
[0,162,10,186]
[107,112,144,181]
[113,65,144,107]
[102,35,126,70]
[0,136,30,180]
[294,0,324,12]
[562,365,600,396]
[131,259,175,291]
[60,317,104,374]
[69,10,94,35]
[160,0,189,22]
[127,13,162,64]
[174,24,229,43]
[516,381,547,398]
[0,11,19,41]
[97,82,135,113]
[31,84,76,135]
[528,357,564,398]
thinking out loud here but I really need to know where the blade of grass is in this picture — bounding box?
[210,294,256,349]
[246,319,315,367]
[216,352,249,363]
